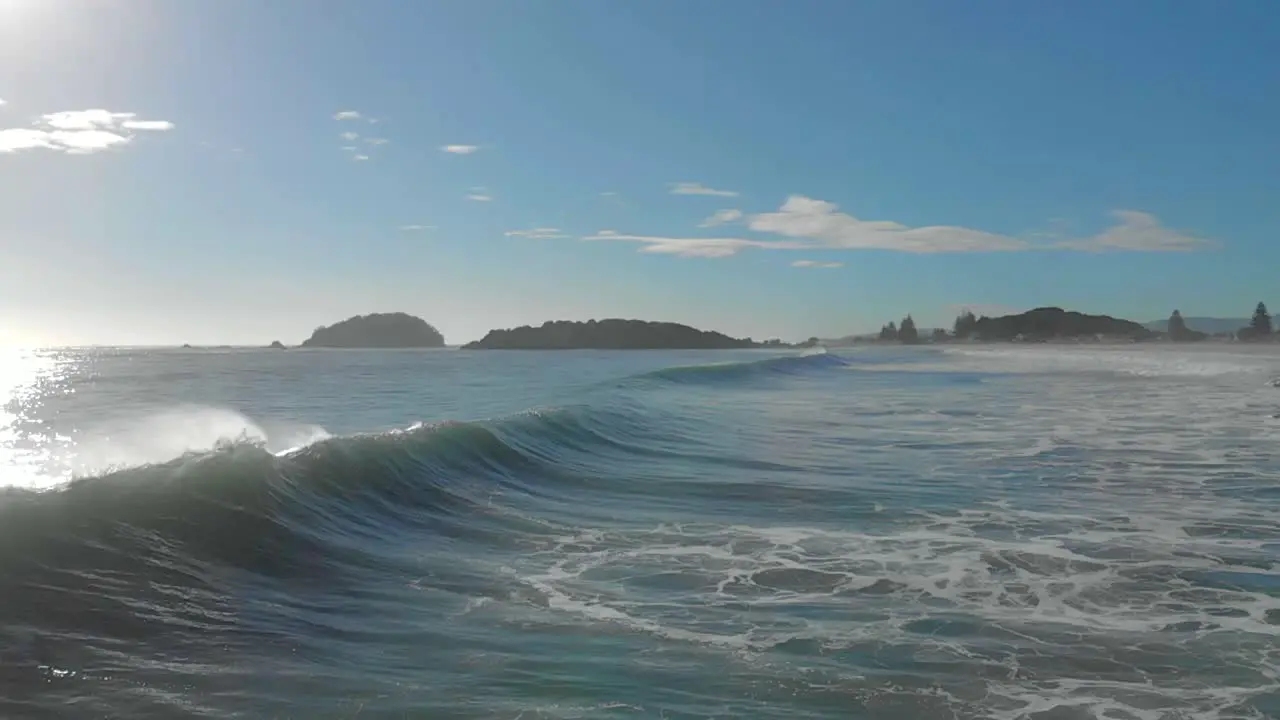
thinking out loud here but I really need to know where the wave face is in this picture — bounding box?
[622,349,849,386]
[1,345,1278,718]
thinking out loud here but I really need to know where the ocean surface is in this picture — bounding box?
[1,344,1278,719]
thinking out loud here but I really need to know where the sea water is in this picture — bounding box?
[0,344,1277,719]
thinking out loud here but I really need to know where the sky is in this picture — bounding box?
[1,0,1278,346]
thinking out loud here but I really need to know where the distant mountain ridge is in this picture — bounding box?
[1143,317,1249,335]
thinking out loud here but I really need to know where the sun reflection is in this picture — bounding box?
[0,349,66,489]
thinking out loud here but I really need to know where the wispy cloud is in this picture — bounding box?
[750,196,1029,253]
[600,191,618,197]
[583,230,803,258]
[340,131,360,141]
[575,195,1212,261]
[334,110,362,121]
[442,144,479,155]
[0,98,6,106]
[792,260,844,268]
[505,228,567,240]
[0,108,173,155]
[1053,210,1211,252]
[669,182,739,197]
[364,137,389,146]
[698,209,743,228]
[466,187,493,201]
[400,224,434,231]
[352,154,370,162]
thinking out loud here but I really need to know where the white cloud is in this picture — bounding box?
[505,227,567,240]
[121,120,174,131]
[0,128,54,150]
[0,98,6,106]
[352,154,370,161]
[400,224,434,231]
[0,128,53,152]
[341,145,357,151]
[0,108,172,155]
[751,196,1030,253]
[47,129,131,153]
[583,231,804,258]
[42,110,133,131]
[669,182,739,197]
[365,137,389,145]
[792,260,844,268]
[442,144,478,154]
[600,191,618,197]
[340,131,359,141]
[1055,210,1210,252]
[698,209,743,228]
[466,193,493,202]
[334,110,362,120]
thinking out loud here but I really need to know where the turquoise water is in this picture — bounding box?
[1,345,1278,718]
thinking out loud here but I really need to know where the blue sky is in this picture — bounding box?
[1,0,1277,346]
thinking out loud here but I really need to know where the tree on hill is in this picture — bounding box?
[879,321,898,341]
[953,310,978,339]
[1251,302,1272,338]
[1167,310,1207,342]
[898,315,919,344]
[932,328,948,342]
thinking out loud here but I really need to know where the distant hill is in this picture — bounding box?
[462,319,762,350]
[300,313,445,348]
[1143,317,1249,335]
[971,307,1153,341]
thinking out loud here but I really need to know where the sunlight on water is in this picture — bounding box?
[0,349,62,489]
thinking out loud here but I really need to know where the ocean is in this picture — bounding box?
[1,344,1278,719]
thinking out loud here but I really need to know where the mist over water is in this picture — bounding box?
[1,344,1278,718]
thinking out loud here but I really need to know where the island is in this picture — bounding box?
[964,307,1155,342]
[462,319,796,350]
[269,340,287,349]
[300,312,445,348]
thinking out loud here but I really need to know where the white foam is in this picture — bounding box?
[512,498,1280,718]
[936,344,1278,379]
[4,405,330,487]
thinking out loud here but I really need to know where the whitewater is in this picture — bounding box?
[0,344,1277,719]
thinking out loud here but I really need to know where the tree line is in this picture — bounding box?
[873,302,1277,344]
[1167,302,1274,342]
[877,311,972,344]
